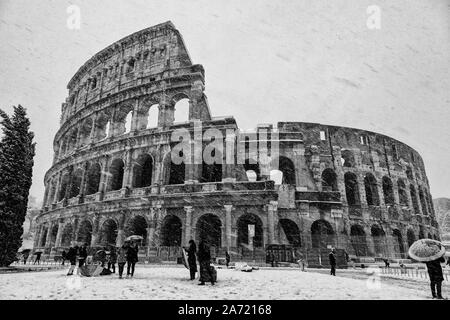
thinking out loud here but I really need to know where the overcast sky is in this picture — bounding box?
[0,0,449,204]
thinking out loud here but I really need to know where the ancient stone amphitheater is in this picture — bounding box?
[33,21,439,265]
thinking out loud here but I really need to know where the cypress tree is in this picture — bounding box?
[0,105,35,266]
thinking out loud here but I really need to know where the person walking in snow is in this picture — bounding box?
[225,251,231,269]
[117,243,128,279]
[126,242,138,278]
[78,243,88,268]
[108,246,117,273]
[33,252,41,265]
[66,245,78,276]
[329,248,336,276]
[197,240,215,285]
[187,240,198,280]
[61,250,67,266]
[425,255,446,299]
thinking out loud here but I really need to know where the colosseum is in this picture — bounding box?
[33,21,440,267]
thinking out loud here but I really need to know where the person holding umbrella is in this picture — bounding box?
[22,249,30,265]
[33,251,42,265]
[108,245,117,273]
[66,245,78,276]
[117,242,129,279]
[187,240,198,280]
[409,238,447,299]
[329,248,336,276]
[126,240,139,278]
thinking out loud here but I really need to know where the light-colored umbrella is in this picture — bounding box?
[408,239,446,262]
[125,235,143,241]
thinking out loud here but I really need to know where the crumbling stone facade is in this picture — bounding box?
[33,22,439,264]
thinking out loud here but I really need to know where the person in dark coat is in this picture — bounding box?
[126,242,138,278]
[78,243,88,267]
[61,250,67,266]
[33,252,41,265]
[225,251,231,268]
[66,246,78,276]
[425,256,446,299]
[108,246,117,273]
[117,243,128,279]
[187,240,198,280]
[197,240,215,285]
[329,248,336,276]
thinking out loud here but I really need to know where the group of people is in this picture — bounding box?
[186,240,218,285]
[63,241,139,279]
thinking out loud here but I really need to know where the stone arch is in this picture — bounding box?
[341,150,355,167]
[344,172,360,206]
[201,150,222,183]
[94,111,111,141]
[67,127,78,152]
[58,173,70,201]
[49,224,58,247]
[172,93,190,123]
[78,117,93,146]
[39,225,48,247]
[279,219,301,247]
[138,97,160,130]
[272,156,296,185]
[321,168,338,192]
[392,229,405,257]
[382,176,395,205]
[364,173,380,206]
[160,215,182,246]
[244,159,261,181]
[407,229,416,248]
[269,170,283,185]
[397,178,408,206]
[371,225,386,257]
[163,151,185,185]
[77,220,93,245]
[406,166,414,180]
[132,153,154,188]
[237,213,264,248]
[410,185,420,214]
[310,219,334,249]
[196,214,222,248]
[61,224,74,247]
[99,219,118,247]
[85,162,101,195]
[108,158,125,191]
[418,186,428,215]
[350,224,367,256]
[113,103,134,136]
[125,215,148,246]
[69,168,83,198]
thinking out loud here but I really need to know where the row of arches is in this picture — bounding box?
[343,171,433,215]
[57,98,190,159]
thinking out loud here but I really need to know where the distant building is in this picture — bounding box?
[434,198,450,241]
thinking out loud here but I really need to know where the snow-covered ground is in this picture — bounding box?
[0,266,436,300]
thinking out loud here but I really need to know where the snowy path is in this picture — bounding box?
[0,266,433,300]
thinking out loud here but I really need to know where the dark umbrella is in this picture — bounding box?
[33,251,43,255]
[21,249,31,254]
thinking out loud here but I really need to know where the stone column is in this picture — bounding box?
[90,214,100,247]
[224,205,233,249]
[131,98,140,132]
[44,222,53,248]
[123,150,133,189]
[268,201,278,244]
[52,172,62,203]
[54,220,64,248]
[184,206,193,246]
[89,112,98,143]
[116,213,126,247]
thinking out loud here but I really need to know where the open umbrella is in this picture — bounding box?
[21,249,31,254]
[33,251,43,255]
[408,239,445,262]
[125,235,143,241]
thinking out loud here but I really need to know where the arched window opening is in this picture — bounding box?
[341,150,355,167]
[344,172,360,206]
[196,214,222,248]
[392,229,405,258]
[85,163,101,195]
[99,219,118,247]
[237,214,264,248]
[279,219,301,247]
[160,215,182,246]
[382,176,394,205]
[397,179,408,206]
[69,169,83,198]
[418,187,428,215]
[270,170,283,185]
[407,229,416,248]
[109,159,124,191]
[364,173,380,206]
[410,185,420,214]
[174,98,190,123]
[310,219,334,249]
[79,118,93,146]
[246,170,257,182]
[371,225,386,257]
[39,226,48,247]
[350,225,367,256]
[124,111,133,134]
[147,104,159,129]
[244,159,260,182]
[272,156,296,185]
[58,173,70,201]
[77,220,93,246]
[50,224,58,247]
[166,152,185,185]
[61,224,74,247]
[132,154,153,188]
[125,216,148,246]
[321,168,337,192]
